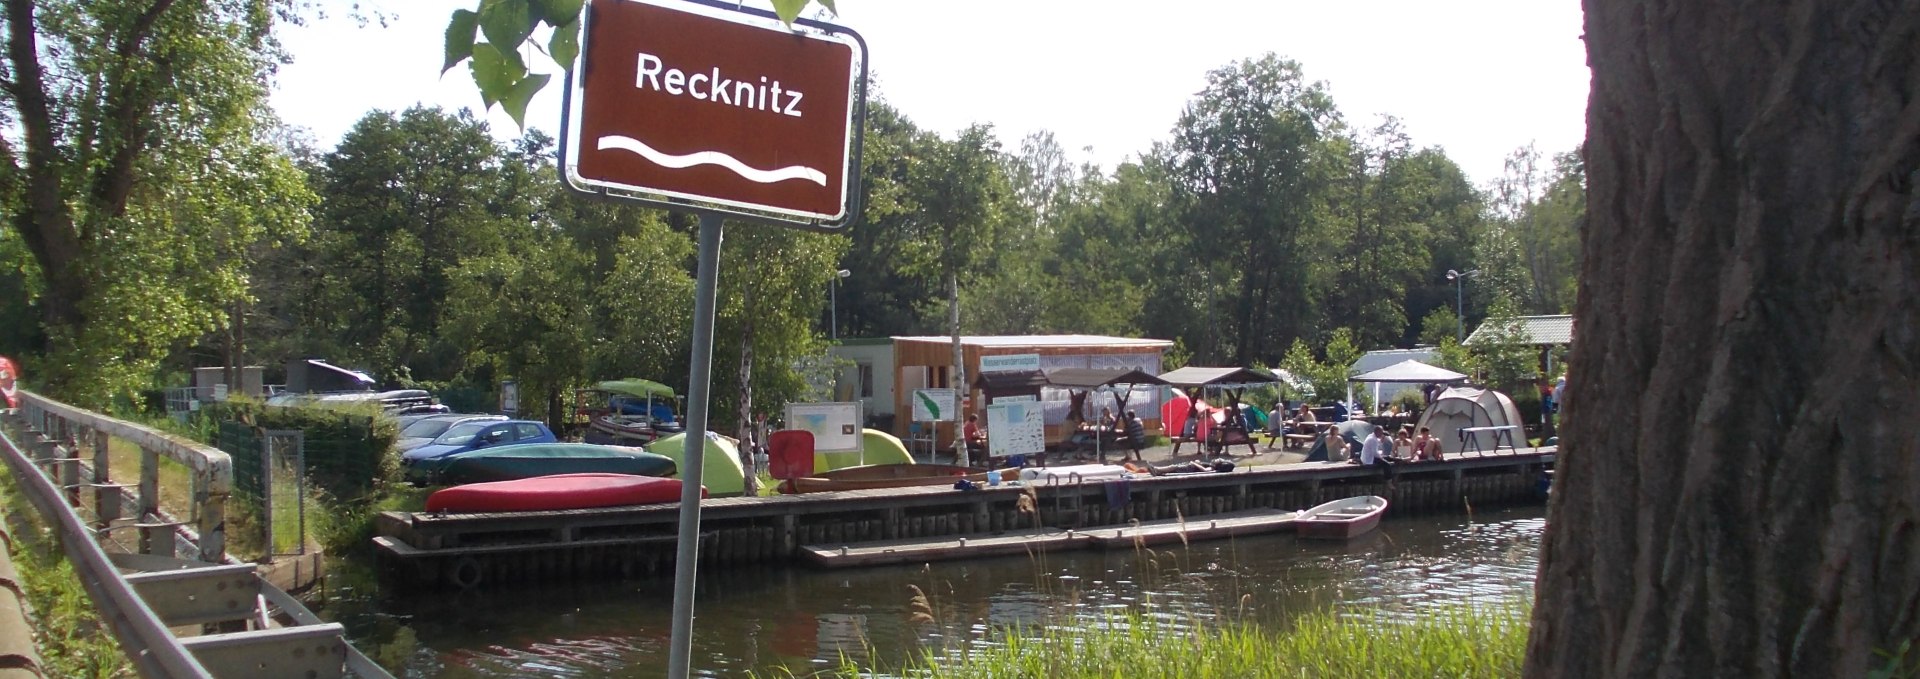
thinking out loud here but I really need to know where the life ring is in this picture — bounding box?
[447,557,484,590]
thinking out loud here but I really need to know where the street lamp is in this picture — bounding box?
[830,269,851,341]
[1446,269,1481,342]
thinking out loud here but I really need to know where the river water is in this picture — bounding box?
[328,506,1544,677]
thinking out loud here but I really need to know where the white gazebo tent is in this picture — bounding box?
[1346,359,1469,411]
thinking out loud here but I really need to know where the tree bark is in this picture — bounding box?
[1526,2,1920,677]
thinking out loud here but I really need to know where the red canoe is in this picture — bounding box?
[425,473,704,513]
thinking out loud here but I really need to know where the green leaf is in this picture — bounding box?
[531,0,584,27]
[548,17,580,71]
[470,42,525,109]
[499,73,552,130]
[479,0,537,53]
[769,0,807,24]
[815,0,837,15]
[443,9,479,74]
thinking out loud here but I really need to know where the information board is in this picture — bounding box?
[784,401,863,453]
[986,401,1045,457]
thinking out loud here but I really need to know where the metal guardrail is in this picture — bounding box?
[2,401,394,679]
[16,390,228,561]
[0,415,213,677]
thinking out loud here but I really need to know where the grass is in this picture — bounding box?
[0,470,135,678]
[800,602,1529,679]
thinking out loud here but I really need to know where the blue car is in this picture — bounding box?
[401,419,556,484]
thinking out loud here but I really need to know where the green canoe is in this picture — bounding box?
[434,444,677,486]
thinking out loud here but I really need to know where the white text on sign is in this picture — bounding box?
[635,53,805,117]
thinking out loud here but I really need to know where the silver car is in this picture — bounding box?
[394,414,506,453]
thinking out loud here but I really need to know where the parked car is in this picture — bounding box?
[401,420,556,484]
[395,414,507,453]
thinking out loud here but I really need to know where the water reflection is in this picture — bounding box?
[333,506,1544,677]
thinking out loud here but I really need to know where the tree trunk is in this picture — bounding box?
[4,0,89,333]
[949,270,967,466]
[1525,2,1920,677]
[736,275,759,496]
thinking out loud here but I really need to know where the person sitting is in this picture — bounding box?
[1393,428,1415,461]
[1066,406,1117,452]
[1414,426,1442,461]
[1323,428,1349,463]
[1266,401,1287,439]
[963,414,987,460]
[1361,425,1396,477]
[1289,404,1318,434]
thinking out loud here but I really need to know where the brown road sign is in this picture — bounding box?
[565,0,865,223]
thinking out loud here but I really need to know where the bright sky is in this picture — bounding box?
[271,0,1588,185]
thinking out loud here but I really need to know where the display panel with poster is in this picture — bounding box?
[986,401,1045,458]
[910,388,956,422]
[784,402,863,453]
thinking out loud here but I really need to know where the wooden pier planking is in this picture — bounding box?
[800,527,1091,568]
[1087,508,1302,549]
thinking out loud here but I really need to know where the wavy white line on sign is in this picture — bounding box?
[596,135,827,186]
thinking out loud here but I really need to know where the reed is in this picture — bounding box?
[811,602,1530,679]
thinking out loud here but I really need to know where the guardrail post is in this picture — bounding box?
[196,473,225,562]
[93,427,120,525]
[140,445,161,556]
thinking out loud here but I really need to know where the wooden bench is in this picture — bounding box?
[1282,434,1318,450]
[1458,425,1521,455]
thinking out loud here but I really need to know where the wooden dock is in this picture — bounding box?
[375,448,1555,588]
[801,508,1303,569]
[800,527,1091,568]
[1087,508,1301,549]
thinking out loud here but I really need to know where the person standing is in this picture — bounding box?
[1123,410,1147,462]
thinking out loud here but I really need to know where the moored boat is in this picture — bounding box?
[1018,463,1130,483]
[1294,495,1388,539]
[575,379,685,445]
[424,473,701,513]
[433,443,677,485]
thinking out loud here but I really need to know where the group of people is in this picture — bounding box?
[1321,424,1447,467]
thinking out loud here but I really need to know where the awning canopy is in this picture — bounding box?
[1045,368,1170,390]
[1347,360,1468,384]
[598,378,676,399]
[1158,366,1280,389]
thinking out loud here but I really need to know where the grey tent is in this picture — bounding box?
[1414,386,1526,456]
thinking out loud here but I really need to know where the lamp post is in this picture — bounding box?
[830,269,850,341]
[1445,269,1481,342]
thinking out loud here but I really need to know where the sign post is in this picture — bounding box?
[558,3,865,678]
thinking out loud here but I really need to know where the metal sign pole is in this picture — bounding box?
[666,212,724,679]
